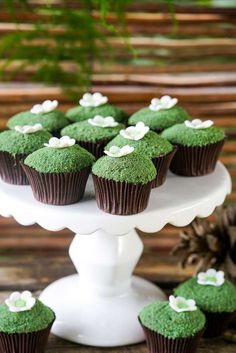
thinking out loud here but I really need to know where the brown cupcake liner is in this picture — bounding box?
[152,147,177,188]
[139,320,204,353]
[0,151,29,185]
[169,139,225,176]
[92,174,152,215]
[0,321,53,353]
[203,311,236,338]
[22,164,90,205]
[76,139,111,159]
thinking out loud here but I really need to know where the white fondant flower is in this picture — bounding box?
[88,115,118,128]
[5,291,36,313]
[197,268,225,287]
[169,295,197,313]
[120,122,149,141]
[79,92,108,107]
[104,145,134,158]
[44,136,75,148]
[149,95,178,111]
[31,100,58,114]
[185,119,214,129]
[14,123,43,134]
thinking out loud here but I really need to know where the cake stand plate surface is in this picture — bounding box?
[0,162,231,347]
[0,162,231,235]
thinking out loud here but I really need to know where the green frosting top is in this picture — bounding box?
[175,277,236,313]
[24,144,95,173]
[66,103,128,123]
[0,129,52,156]
[161,123,225,147]
[105,131,173,159]
[92,152,156,184]
[139,301,205,339]
[0,299,55,334]
[61,120,124,143]
[7,110,69,132]
[128,106,189,131]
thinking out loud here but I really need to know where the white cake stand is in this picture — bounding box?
[0,162,231,347]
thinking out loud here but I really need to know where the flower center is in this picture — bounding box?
[206,276,217,283]
[15,299,26,308]
[177,302,188,309]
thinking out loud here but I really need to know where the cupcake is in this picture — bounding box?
[161,119,225,176]
[61,115,124,159]
[7,100,69,136]
[0,124,51,185]
[66,92,128,123]
[128,95,189,132]
[175,269,236,337]
[22,136,95,205]
[139,295,205,353]
[92,145,156,215]
[0,291,55,353]
[105,122,176,188]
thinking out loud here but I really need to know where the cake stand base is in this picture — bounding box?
[40,274,165,347]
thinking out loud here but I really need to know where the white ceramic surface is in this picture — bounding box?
[0,162,231,347]
[40,230,166,346]
[0,162,231,235]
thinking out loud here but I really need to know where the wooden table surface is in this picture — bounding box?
[0,219,235,352]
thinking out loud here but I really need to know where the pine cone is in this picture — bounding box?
[171,204,236,280]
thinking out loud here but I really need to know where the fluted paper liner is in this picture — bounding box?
[77,139,111,159]
[0,151,28,185]
[169,139,225,176]
[0,321,53,353]
[22,164,90,205]
[152,147,177,188]
[203,311,236,338]
[92,175,152,215]
[139,320,204,353]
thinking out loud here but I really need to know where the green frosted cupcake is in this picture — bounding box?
[0,124,51,185]
[61,115,124,158]
[128,96,189,132]
[105,122,175,188]
[92,145,156,215]
[22,136,95,205]
[139,295,205,353]
[0,290,55,353]
[66,92,128,123]
[7,100,69,136]
[162,119,225,176]
[175,269,236,337]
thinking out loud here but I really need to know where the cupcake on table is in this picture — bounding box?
[105,122,176,188]
[7,100,69,136]
[128,95,190,133]
[162,118,225,176]
[175,269,236,337]
[0,124,51,185]
[61,115,125,159]
[0,290,55,353]
[139,295,205,353]
[22,136,95,205]
[66,92,128,124]
[92,145,156,215]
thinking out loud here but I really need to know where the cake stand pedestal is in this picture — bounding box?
[0,162,231,347]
